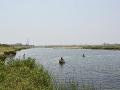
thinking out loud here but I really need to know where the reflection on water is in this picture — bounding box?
[15,48,120,89]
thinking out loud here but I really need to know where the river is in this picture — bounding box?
[15,48,120,90]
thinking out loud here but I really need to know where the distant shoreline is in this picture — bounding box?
[36,44,120,50]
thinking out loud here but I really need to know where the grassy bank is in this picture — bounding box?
[0,44,32,61]
[0,58,53,90]
[42,44,120,50]
[81,44,120,50]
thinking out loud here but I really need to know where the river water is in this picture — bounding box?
[15,48,120,90]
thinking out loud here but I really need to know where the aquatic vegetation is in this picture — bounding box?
[53,80,95,90]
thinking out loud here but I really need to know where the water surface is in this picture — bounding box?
[15,48,120,89]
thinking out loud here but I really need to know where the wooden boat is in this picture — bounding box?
[59,59,65,64]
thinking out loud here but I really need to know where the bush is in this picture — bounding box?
[4,51,16,56]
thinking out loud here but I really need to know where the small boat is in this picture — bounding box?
[59,57,65,64]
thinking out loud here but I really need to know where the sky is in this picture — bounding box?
[0,0,120,45]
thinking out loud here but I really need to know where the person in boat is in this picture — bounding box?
[61,57,64,60]
[59,57,65,63]
[83,54,85,58]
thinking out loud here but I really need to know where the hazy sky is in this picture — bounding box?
[0,0,120,45]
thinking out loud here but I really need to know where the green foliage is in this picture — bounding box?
[0,55,6,61]
[0,58,53,90]
[82,44,120,50]
[4,51,16,55]
[0,44,10,47]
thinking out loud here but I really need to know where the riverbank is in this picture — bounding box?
[81,44,120,50]
[42,44,120,50]
[0,44,53,90]
[0,57,53,90]
[0,44,32,60]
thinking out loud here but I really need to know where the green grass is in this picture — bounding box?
[81,44,120,50]
[0,58,53,90]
